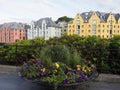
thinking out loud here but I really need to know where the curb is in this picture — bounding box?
[0,65,20,74]
[95,74,120,83]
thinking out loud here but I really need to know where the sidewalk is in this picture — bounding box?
[0,73,120,90]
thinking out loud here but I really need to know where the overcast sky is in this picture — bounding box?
[0,0,120,24]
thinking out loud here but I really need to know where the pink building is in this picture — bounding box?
[0,22,26,43]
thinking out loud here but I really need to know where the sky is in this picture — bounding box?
[0,0,120,24]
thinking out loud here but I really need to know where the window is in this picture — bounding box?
[89,25,91,28]
[114,25,115,28]
[88,30,91,33]
[76,30,80,34]
[69,25,71,28]
[82,25,84,28]
[107,35,109,38]
[98,25,100,27]
[98,35,100,37]
[77,17,79,19]
[107,30,109,33]
[110,25,112,30]
[77,25,80,29]
[43,24,45,30]
[102,35,104,38]
[82,30,84,33]
[76,21,80,24]
[107,25,109,28]
[118,26,119,28]
[92,20,96,24]
[93,25,96,30]
[98,30,100,33]
[110,30,112,34]
[103,30,104,33]
[103,25,105,27]
[92,30,96,34]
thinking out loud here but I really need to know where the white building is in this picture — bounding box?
[27,18,61,40]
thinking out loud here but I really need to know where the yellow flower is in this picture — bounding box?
[42,68,46,72]
[55,63,59,69]
[77,67,80,71]
[41,68,46,72]
[76,65,81,68]
[83,69,87,73]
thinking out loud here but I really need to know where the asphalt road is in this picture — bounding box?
[0,73,120,90]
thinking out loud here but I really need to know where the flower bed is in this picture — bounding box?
[19,45,98,90]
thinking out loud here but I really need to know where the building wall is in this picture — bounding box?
[67,12,120,39]
[0,24,26,43]
[27,21,61,40]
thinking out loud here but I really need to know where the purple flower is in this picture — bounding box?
[72,76,76,80]
[37,60,41,67]
[18,72,22,77]
[75,77,82,82]
[37,71,40,76]
[63,78,69,84]
[73,69,77,74]
[29,67,32,72]
[67,71,71,75]
[80,72,86,78]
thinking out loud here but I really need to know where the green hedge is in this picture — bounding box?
[0,35,120,74]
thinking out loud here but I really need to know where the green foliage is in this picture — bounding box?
[39,45,71,66]
[70,49,81,68]
[0,35,120,74]
[55,16,73,23]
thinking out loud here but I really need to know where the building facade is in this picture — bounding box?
[67,11,120,38]
[27,18,61,40]
[58,21,68,36]
[0,22,26,43]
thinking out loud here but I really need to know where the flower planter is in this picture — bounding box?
[31,70,99,90]
[19,45,99,90]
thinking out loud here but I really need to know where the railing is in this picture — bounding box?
[0,44,120,75]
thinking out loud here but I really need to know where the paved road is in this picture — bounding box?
[0,73,120,90]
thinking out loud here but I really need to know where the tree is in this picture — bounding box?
[55,16,73,23]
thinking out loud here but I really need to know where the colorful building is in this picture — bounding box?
[58,21,68,36]
[67,11,120,38]
[27,17,61,40]
[0,22,26,43]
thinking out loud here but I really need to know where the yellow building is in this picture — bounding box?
[67,11,120,38]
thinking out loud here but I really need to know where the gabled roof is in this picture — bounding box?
[7,22,25,30]
[113,13,120,21]
[35,17,59,28]
[81,11,93,22]
[79,11,120,22]
[0,22,27,30]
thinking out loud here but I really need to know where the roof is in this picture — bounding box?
[80,11,120,22]
[35,17,59,28]
[57,21,68,27]
[0,22,28,30]
[81,11,93,22]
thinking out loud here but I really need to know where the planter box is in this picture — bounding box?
[32,71,99,90]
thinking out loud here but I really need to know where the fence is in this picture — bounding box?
[0,44,120,75]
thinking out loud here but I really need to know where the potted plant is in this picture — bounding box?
[19,45,98,90]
